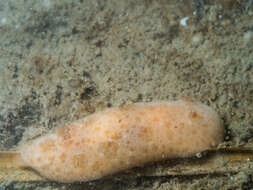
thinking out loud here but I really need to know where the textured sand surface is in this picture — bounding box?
[0,0,252,189]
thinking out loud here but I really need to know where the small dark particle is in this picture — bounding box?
[82,71,91,78]
[80,87,96,100]
[54,85,63,105]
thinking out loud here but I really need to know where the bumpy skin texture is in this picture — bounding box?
[19,99,224,182]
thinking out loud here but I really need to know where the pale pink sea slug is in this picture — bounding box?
[17,98,224,182]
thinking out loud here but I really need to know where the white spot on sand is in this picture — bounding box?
[243,31,253,43]
[1,17,7,25]
[180,17,189,26]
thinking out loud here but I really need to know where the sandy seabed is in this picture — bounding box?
[0,0,253,189]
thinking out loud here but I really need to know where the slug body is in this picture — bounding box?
[19,99,224,182]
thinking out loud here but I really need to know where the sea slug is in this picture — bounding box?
[17,98,224,182]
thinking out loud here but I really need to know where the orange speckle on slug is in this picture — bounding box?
[56,126,71,140]
[189,111,201,119]
[59,153,66,163]
[39,139,55,152]
[72,154,86,168]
